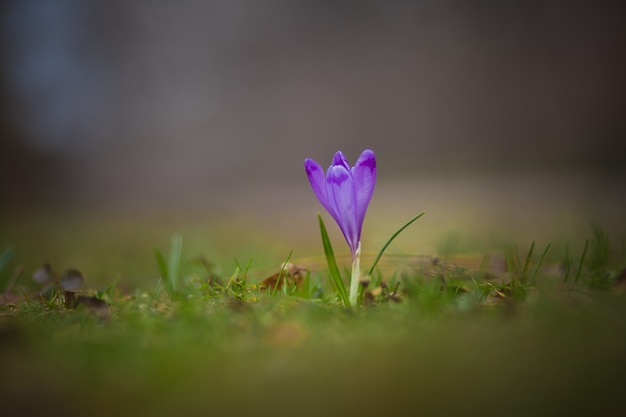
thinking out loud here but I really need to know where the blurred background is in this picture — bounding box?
[1,0,625,283]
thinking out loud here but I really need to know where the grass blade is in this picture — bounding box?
[531,242,551,282]
[590,224,609,271]
[318,214,350,308]
[301,269,311,299]
[563,243,571,282]
[167,234,183,294]
[271,250,293,296]
[367,211,425,277]
[504,245,518,274]
[154,248,168,280]
[522,240,535,282]
[242,257,254,284]
[234,256,254,285]
[0,246,14,274]
[574,239,589,283]
[0,246,15,292]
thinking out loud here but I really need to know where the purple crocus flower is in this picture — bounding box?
[304,149,376,257]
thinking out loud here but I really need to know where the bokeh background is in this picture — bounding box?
[1,0,625,283]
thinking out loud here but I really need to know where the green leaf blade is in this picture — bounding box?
[318,214,350,308]
[367,211,425,277]
[167,234,183,294]
[0,246,15,274]
[154,248,168,280]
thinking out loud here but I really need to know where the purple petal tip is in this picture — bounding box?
[326,164,351,185]
[332,151,350,170]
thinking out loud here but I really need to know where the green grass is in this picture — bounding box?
[3,283,626,417]
[2,241,626,417]
[2,210,626,416]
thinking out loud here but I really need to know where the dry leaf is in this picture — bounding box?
[258,263,306,291]
[64,291,110,320]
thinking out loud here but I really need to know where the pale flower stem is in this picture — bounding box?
[349,242,361,308]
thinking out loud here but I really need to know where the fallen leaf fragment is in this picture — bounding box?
[258,263,306,291]
[64,291,110,320]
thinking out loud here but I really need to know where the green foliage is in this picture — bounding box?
[317,214,350,307]
[269,250,293,296]
[4,225,626,417]
[574,239,589,283]
[590,223,610,271]
[233,256,254,285]
[154,234,183,295]
[367,211,425,277]
[586,224,614,290]
[532,242,551,282]
[521,240,535,282]
[0,246,15,291]
[317,211,426,308]
[0,246,14,274]
[563,243,572,282]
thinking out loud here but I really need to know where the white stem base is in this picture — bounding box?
[349,243,361,309]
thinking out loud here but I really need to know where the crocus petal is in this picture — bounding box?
[304,158,335,217]
[351,149,376,240]
[305,149,377,260]
[332,151,351,171]
[327,164,358,255]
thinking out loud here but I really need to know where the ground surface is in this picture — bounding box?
[1,174,625,416]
